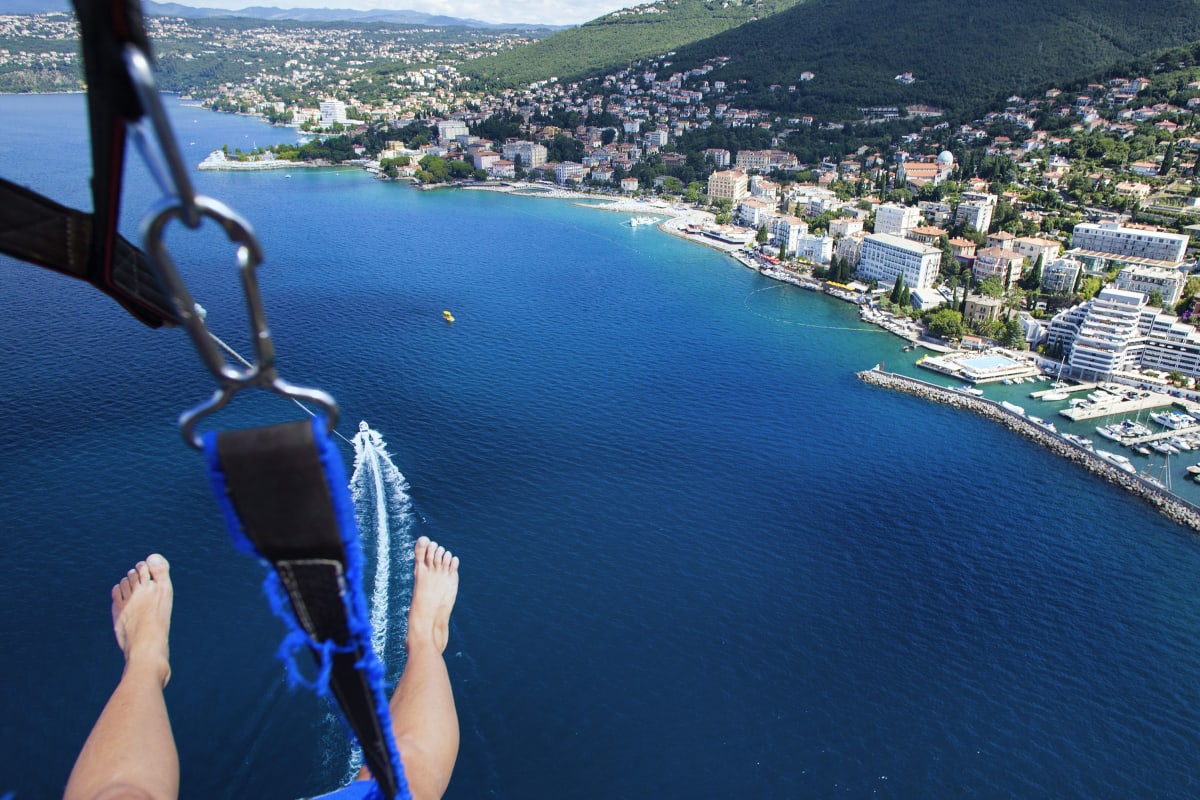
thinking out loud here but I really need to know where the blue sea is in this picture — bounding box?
[2,94,1199,799]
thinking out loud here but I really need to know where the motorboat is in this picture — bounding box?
[1151,411,1196,430]
[1095,449,1137,474]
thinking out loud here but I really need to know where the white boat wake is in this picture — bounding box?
[330,422,416,782]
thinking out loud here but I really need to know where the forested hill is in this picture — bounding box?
[463,0,805,87]
[664,0,1200,119]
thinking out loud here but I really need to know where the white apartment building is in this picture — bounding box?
[829,217,864,238]
[703,148,731,168]
[773,216,809,255]
[554,161,586,184]
[857,233,942,289]
[955,199,994,235]
[1047,287,1200,380]
[793,233,833,264]
[1013,235,1061,267]
[738,199,777,229]
[501,140,547,169]
[644,129,669,147]
[319,99,347,127]
[874,203,921,236]
[707,168,749,203]
[1114,264,1188,306]
[1041,257,1082,294]
[972,246,1026,289]
[436,119,469,142]
[1071,220,1189,265]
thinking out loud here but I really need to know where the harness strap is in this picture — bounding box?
[205,418,408,800]
[0,178,177,327]
[57,0,177,328]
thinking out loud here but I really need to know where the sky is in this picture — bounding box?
[168,0,643,25]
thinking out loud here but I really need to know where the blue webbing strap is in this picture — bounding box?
[203,416,410,800]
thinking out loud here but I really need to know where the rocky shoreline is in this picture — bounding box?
[858,367,1200,534]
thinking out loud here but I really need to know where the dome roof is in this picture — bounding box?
[937,150,954,165]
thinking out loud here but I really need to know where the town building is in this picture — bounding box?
[1041,257,1082,294]
[772,216,809,254]
[554,161,586,184]
[829,217,863,238]
[972,246,1026,289]
[874,203,921,236]
[964,295,1004,327]
[857,232,942,289]
[707,168,748,203]
[1071,220,1189,265]
[1047,287,1200,380]
[793,233,833,264]
[319,99,347,127]
[738,198,777,229]
[1114,264,1188,306]
[1012,235,1062,268]
[436,119,469,142]
[955,192,997,235]
[501,140,547,169]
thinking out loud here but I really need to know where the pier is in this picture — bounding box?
[1056,387,1176,421]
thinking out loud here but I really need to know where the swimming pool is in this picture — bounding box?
[962,354,1018,371]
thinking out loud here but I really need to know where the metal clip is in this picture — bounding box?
[124,43,200,228]
[142,195,339,449]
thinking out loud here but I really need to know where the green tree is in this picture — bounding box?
[1079,275,1103,300]
[1148,289,1164,308]
[417,154,450,183]
[927,308,965,340]
[1000,315,1026,349]
[1020,254,1044,291]
[756,225,769,244]
[979,276,1004,298]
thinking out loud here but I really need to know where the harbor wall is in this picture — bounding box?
[858,367,1200,534]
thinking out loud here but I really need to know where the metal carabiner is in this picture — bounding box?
[142,194,339,449]
[124,43,201,228]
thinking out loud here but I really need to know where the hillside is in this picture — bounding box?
[663,0,1200,119]
[463,0,805,87]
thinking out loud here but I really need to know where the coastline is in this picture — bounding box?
[860,367,1200,533]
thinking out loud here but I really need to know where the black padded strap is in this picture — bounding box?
[215,422,400,799]
[0,178,178,327]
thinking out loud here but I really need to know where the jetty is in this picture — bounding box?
[1055,386,1176,421]
[858,367,1200,534]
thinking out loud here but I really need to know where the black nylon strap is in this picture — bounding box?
[65,0,180,328]
[216,422,400,799]
[0,178,178,328]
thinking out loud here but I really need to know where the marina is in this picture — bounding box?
[1056,385,1177,421]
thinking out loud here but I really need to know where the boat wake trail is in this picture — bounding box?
[329,422,416,783]
[351,422,416,663]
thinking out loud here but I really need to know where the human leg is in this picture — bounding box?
[64,555,178,800]
[357,536,460,800]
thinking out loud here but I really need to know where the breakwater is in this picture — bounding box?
[859,367,1200,534]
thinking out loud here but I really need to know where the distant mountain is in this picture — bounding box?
[466,0,1200,120]
[5,0,71,12]
[464,0,805,86]
[662,0,1200,119]
[141,1,566,29]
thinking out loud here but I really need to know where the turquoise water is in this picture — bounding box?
[2,95,1199,798]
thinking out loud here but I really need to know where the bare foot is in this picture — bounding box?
[111,553,174,688]
[407,536,459,655]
